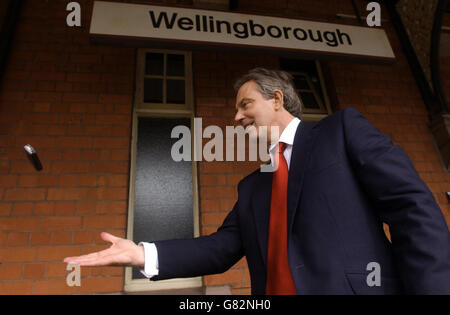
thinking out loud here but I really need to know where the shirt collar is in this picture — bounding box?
[269,117,301,153]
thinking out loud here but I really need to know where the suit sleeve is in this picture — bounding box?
[150,198,244,281]
[342,107,450,294]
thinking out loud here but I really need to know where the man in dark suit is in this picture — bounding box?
[65,68,450,294]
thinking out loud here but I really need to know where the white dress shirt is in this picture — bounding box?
[139,117,302,278]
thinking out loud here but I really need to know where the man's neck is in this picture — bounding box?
[269,112,296,145]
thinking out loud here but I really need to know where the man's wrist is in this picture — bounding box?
[136,243,145,268]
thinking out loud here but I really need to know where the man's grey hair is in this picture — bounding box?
[233,68,302,117]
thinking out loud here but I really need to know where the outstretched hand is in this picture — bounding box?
[63,232,145,268]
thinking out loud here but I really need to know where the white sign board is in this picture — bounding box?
[90,1,395,60]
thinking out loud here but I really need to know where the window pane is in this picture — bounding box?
[145,53,164,75]
[144,78,163,103]
[132,117,193,279]
[167,54,185,77]
[300,92,320,109]
[167,79,185,104]
[293,75,310,90]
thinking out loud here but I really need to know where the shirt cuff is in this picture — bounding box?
[138,242,159,278]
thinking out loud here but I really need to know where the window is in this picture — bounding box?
[135,50,193,113]
[280,58,332,121]
[125,49,201,292]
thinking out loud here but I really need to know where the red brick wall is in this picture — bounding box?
[0,0,134,294]
[0,0,448,295]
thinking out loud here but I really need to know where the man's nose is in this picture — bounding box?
[234,109,245,123]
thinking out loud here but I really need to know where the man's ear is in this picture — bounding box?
[273,89,284,111]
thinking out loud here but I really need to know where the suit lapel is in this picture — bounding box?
[287,121,318,236]
[251,170,272,266]
[251,120,318,267]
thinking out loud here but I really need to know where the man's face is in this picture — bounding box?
[234,80,278,140]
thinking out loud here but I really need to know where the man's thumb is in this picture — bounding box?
[101,232,119,244]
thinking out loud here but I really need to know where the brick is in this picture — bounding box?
[31,232,52,246]
[0,203,12,216]
[42,216,83,230]
[33,279,79,295]
[63,93,98,103]
[110,149,129,161]
[47,188,88,200]
[73,230,93,244]
[99,94,132,105]
[47,125,66,136]
[0,248,37,263]
[95,115,131,126]
[18,175,39,187]
[81,149,101,160]
[90,161,128,173]
[55,81,72,92]
[0,217,41,231]
[97,175,127,187]
[59,174,79,187]
[34,202,54,215]
[38,175,59,187]
[87,188,127,201]
[7,232,30,247]
[70,53,100,64]
[201,199,220,212]
[0,233,6,246]
[96,266,124,277]
[200,174,217,186]
[202,213,228,226]
[92,138,129,149]
[55,201,76,215]
[37,246,81,262]
[85,125,112,137]
[45,262,67,278]
[52,231,73,245]
[95,201,127,214]
[0,90,25,101]
[12,202,34,216]
[67,73,100,82]
[79,276,123,294]
[84,215,126,229]
[23,264,45,279]
[75,202,96,215]
[52,161,90,173]
[26,91,61,103]
[204,268,242,286]
[0,264,22,280]
[0,281,33,295]
[79,174,97,186]
[4,188,46,201]
[0,175,18,187]
[55,137,93,149]
[200,187,235,199]
[30,71,65,81]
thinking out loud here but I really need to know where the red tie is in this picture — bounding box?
[266,142,297,295]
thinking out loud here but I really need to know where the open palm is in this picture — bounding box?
[63,232,145,268]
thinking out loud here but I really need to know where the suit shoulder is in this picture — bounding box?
[314,106,364,129]
[237,168,262,190]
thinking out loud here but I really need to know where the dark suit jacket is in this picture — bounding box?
[152,107,450,294]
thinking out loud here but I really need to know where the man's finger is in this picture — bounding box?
[63,247,112,264]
